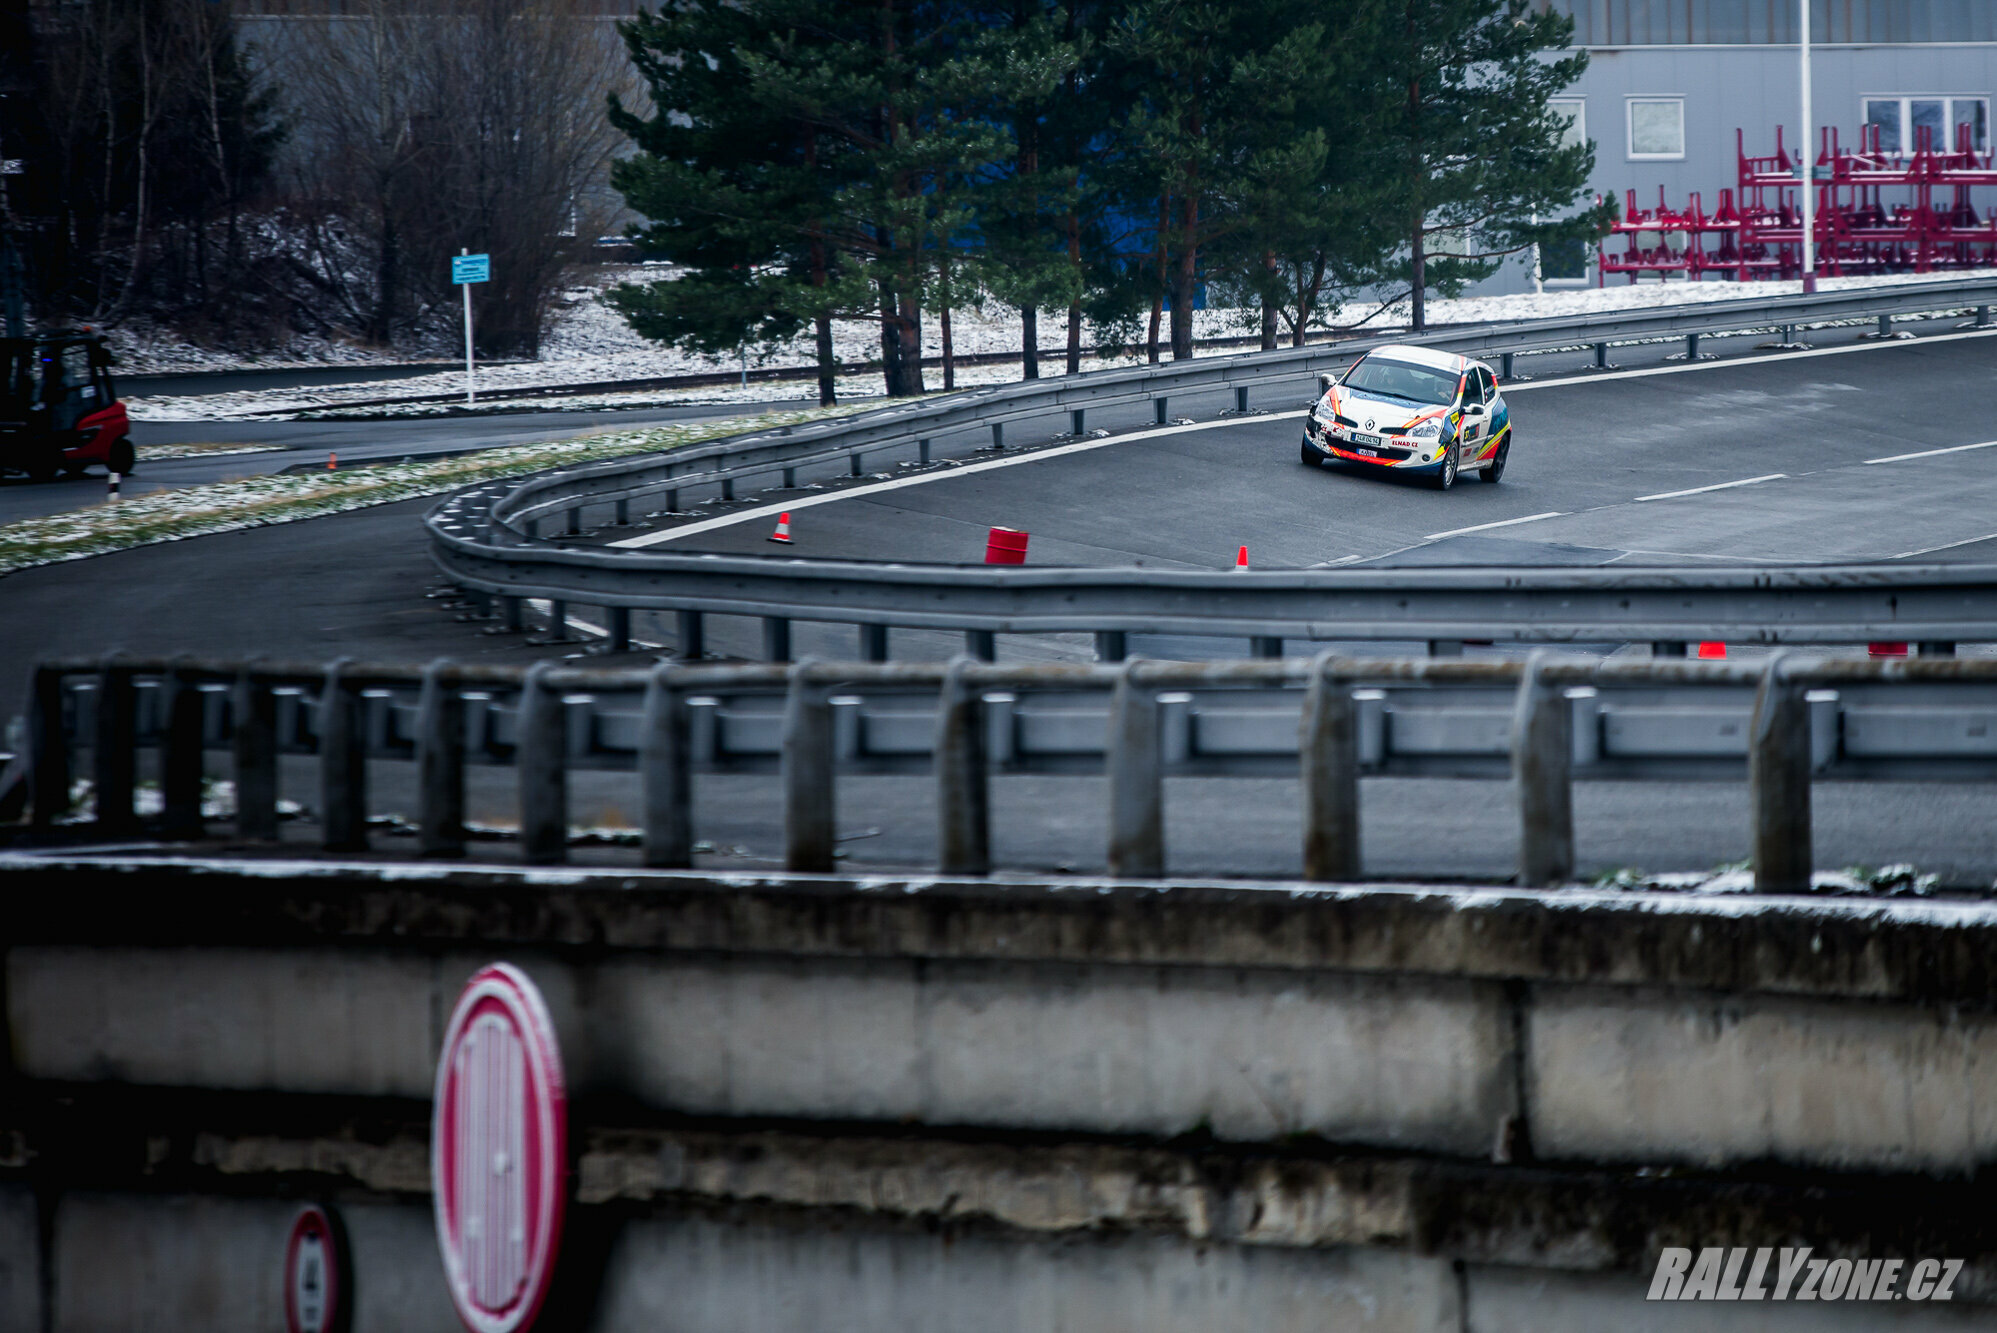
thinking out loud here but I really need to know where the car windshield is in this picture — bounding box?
[1343,357,1461,407]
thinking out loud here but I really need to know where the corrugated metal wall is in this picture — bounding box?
[1541,1,1997,46]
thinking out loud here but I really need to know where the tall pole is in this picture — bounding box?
[1799,0,1816,293]
[462,246,476,405]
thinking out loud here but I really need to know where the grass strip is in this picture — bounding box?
[0,404,861,578]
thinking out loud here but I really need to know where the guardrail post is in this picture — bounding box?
[783,661,836,872]
[28,665,70,829]
[677,611,705,660]
[1070,409,1085,435]
[566,507,582,536]
[1878,314,1893,338]
[416,659,465,857]
[1251,637,1283,658]
[607,607,632,653]
[1918,641,1957,657]
[233,666,279,842]
[860,624,889,662]
[782,466,797,488]
[641,662,693,868]
[1501,352,1515,379]
[722,477,736,501]
[851,450,864,477]
[1781,325,1797,344]
[1427,640,1464,657]
[319,659,367,852]
[94,655,137,836]
[665,486,680,511]
[1234,386,1249,414]
[1978,305,1991,328]
[502,597,523,633]
[1750,654,1812,893]
[1094,631,1128,663]
[1512,652,1573,887]
[762,617,792,663]
[990,422,1005,450]
[1300,653,1359,880]
[1651,641,1687,658]
[615,498,629,525]
[919,439,932,465]
[1593,342,1608,368]
[1107,661,1164,876]
[1685,332,1699,360]
[934,657,989,875]
[547,600,569,641]
[1154,397,1168,425]
[526,518,540,539]
[518,662,568,865]
[965,631,996,662]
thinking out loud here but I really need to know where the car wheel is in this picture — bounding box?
[1301,437,1321,467]
[108,437,135,475]
[24,445,60,483]
[1430,440,1458,491]
[1480,432,1509,483]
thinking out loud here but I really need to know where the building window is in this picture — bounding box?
[1540,237,1589,284]
[1549,97,1586,152]
[1861,96,1990,155]
[1626,97,1684,159]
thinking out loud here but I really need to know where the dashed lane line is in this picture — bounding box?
[1864,438,1997,466]
[1423,512,1565,541]
[1634,473,1786,502]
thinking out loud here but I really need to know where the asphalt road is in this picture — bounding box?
[6,316,1996,882]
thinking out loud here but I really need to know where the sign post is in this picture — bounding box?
[1798,0,1815,293]
[432,962,567,1333]
[452,250,491,405]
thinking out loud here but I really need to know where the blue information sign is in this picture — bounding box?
[452,253,491,285]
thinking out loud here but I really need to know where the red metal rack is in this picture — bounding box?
[1598,121,1997,284]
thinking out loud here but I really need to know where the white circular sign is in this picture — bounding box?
[431,963,567,1333]
[284,1205,343,1333]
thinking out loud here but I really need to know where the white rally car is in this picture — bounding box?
[1300,343,1511,490]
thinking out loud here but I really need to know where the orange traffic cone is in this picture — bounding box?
[327,452,337,471]
[767,512,793,543]
[1868,642,1909,657]
[1697,641,1726,659]
[1234,545,1250,570]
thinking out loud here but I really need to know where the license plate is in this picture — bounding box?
[1352,433,1383,446]
[1355,447,1379,457]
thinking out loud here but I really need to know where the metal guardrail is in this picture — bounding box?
[22,653,1997,890]
[423,278,1997,662]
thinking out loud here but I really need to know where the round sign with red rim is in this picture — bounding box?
[284,1205,343,1333]
[431,963,568,1333]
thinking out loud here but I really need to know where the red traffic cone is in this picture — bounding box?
[1697,641,1726,659]
[767,512,793,543]
[326,452,337,471]
[1234,545,1250,570]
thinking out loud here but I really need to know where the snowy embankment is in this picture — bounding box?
[123,265,1997,422]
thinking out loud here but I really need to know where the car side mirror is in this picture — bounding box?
[1318,373,1339,390]
[1462,402,1486,416]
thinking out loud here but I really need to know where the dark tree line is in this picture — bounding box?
[2,0,627,357]
[609,0,1612,402]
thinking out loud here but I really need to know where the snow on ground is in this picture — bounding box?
[123,264,1997,421]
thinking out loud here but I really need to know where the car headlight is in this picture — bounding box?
[1409,421,1442,439]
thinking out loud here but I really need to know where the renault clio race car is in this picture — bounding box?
[1300,343,1509,490]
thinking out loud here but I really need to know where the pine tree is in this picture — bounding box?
[1100,0,1335,360]
[1367,0,1611,331]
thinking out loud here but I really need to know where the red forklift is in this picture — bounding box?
[0,331,135,481]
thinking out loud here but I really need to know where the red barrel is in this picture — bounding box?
[985,527,1029,564]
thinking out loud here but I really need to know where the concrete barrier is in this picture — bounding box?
[7,852,1997,1327]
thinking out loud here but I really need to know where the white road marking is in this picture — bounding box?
[610,411,1307,547]
[1423,511,1565,541]
[1863,438,1997,465]
[1634,473,1787,502]
[1499,324,1997,393]
[1891,531,1997,560]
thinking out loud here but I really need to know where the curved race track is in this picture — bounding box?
[604,329,1997,572]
